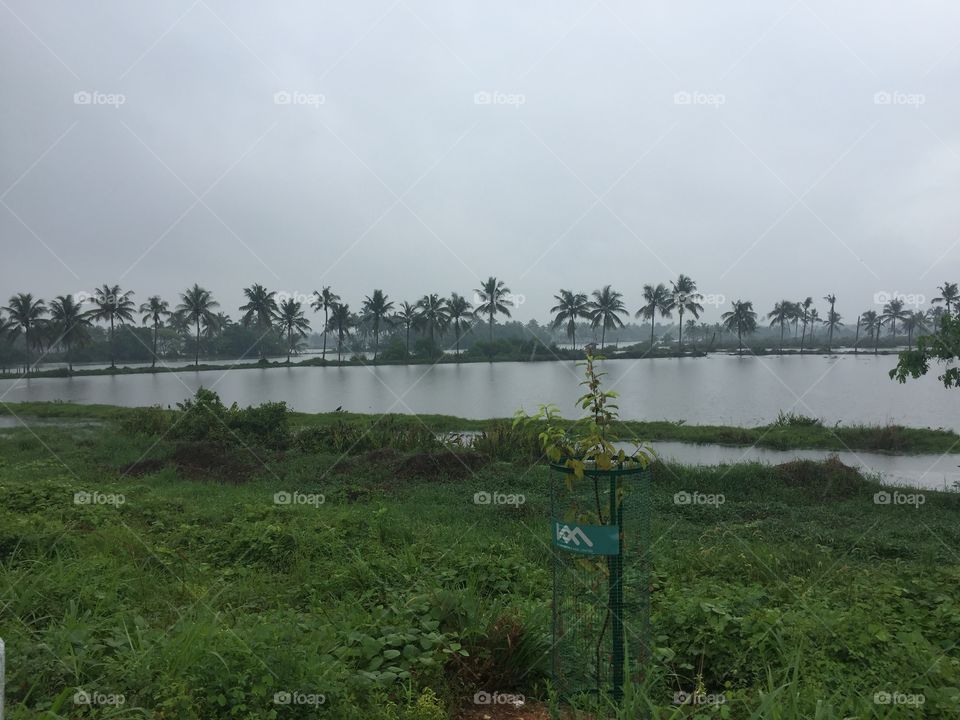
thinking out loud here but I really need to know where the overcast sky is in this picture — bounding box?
[2,1,959,324]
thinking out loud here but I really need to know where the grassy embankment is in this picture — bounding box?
[0,399,958,718]
[2,400,958,454]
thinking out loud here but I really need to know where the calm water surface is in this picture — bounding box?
[0,355,954,429]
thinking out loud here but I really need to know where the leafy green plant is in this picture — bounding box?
[514,353,652,479]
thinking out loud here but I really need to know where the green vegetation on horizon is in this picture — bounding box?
[2,278,957,374]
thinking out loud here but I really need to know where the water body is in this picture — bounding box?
[650,441,959,491]
[0,355,954,430]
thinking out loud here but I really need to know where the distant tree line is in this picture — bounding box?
[1,277,957,374]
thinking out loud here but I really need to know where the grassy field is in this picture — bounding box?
[2,400,959,454]
[1,401,959,719]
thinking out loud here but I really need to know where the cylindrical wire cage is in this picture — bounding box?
[550,464,652,703]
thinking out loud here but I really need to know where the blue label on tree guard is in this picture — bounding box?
[552,520,620,556]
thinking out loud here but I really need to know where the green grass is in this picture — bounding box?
[2,400,958,454]
[1,418,959,718]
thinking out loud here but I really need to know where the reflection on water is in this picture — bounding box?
[0,355,954,430]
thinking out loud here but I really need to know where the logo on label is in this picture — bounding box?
[556,523,593,548]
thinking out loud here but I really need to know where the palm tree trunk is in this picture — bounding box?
[678,308,684,352]
[600,324,606,350]
[195,318,201,366]
[854,316,860,355]
[110,316,116,368]
[738,327,743,355]
[800,323,806,353]
[455,324,461,359]
[488,314,494,360]
[152,323,159,369]
[780,322,784,354]
[323,308,329,359]
[373,325,380,361]
[874,327,879,355]
[405,324,410,358]
[649,310,655,350]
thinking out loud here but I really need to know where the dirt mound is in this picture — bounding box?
[171,442,255,483]
[396,450,488,480]
[775,455,867,499]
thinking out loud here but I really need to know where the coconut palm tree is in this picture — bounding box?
[139,296,171,369]
[933,281,959,315]
[310,287,340,359]
[49,295,92,373]
[721,300,757,355]
[823,294,837,350]
[277,298,311,363]
[239,284,279,360]
[798,297,814,352]
[860,310,880,354]
[327,302,354,362]
[473,276,513,360]
[89,285,136,369]
[767,300,792,354]
[807,308,821,344]
[881,298,908,339]
[635,283,673,350]
[447,292,473,359]
[361,289,395,360]
[589,285,628,350]
[177,285,219,366]
[417,294,450,344]
[666,275,704,352]
[824,309,843,350]
[4,293,47,374]
[550,289,591,349]
[902,310,928,349]
[392,301,419,358]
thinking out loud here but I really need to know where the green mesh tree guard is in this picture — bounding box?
[550,464,652,704]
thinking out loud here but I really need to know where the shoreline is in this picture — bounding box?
[0,346,906,381]
[2,401,956,455]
